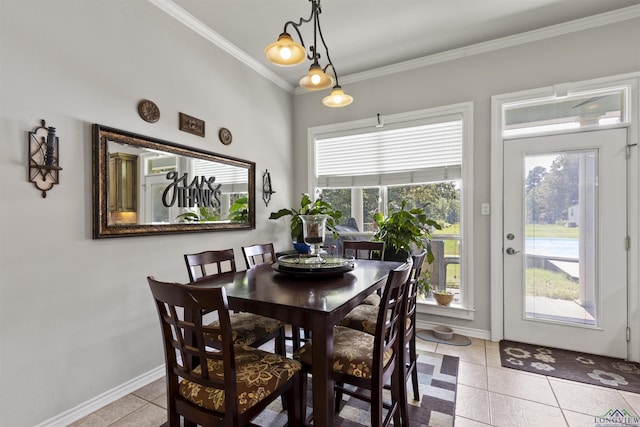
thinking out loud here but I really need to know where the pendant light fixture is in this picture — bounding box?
[265,0,353,107]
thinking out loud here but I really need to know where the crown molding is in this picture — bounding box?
[148,0,295,93]
[296,4,640,94]
[147,0,638,97]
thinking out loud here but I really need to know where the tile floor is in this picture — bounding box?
[69,338,640,426]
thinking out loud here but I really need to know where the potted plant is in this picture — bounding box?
[269,193,342,252]
[433,290,454,306]
[227,196,248,222]
[417,271,432,299]
[373,200,441,262]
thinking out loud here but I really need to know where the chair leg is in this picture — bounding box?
[292,326,302,352]
[409,337,420,401]
[334,382,344,414]
[287,373,301,426]
[300,371,308,422]
[275,326,286,356]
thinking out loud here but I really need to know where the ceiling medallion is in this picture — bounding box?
[137,99,160,123]
[219,127,232,145]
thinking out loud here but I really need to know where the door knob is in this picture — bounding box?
[506,247,520,255]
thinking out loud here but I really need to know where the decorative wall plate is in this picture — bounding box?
[219,127,232,145]
[137,99,160,123]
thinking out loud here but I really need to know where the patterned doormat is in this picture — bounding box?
[253,350,459,426]
[500,340,640,393]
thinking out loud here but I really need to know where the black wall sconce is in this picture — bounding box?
[262,170,275,206]
[28,119,62,198]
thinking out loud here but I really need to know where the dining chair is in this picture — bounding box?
[342,240,385,306]
[183,249,286,354]
[342,240,385,260]
[337,250,427,414]
[241,242,277,269]
[147,277,301,427]
[294,262,412,427]
[241,242,309,352]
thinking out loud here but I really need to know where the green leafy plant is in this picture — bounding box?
[373,200,442,261]
[417,271,432,295]
[269,193,342,241]
[176,207,220,223]
[228,196,248,223]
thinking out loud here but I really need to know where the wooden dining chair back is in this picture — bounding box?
[147,277,301,427]
[183,249,286,354]
[342,240,385,260]
[241,243,276,269]
[402,250,428,406]
[294,262,412,426]
[343,240,386,306]
[242,242,310,351]
[184,249,236,282]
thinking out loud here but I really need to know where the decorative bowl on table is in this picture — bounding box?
[293,241,311,254]
[272,254,355,277]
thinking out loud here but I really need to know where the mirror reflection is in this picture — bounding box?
[93,125,255,238]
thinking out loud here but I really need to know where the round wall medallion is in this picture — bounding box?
[138,99,160,123]
[219,127,232,145]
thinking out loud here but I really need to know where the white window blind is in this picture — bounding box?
[194,160,248,192]
[315,119,462,187]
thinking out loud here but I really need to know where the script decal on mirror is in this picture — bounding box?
[162,172,222,209]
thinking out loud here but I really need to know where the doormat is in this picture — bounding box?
[255,351,459,426]
[500,340,640,394]
[416,328,472,346]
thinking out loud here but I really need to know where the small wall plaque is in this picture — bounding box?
[219,127,232,145]
[138,99,160,123]
[179,112,205,137]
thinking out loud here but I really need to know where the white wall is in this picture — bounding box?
[0,1,295,425]
[292,18,640,332]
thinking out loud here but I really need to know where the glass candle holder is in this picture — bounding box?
[300,214,328,263]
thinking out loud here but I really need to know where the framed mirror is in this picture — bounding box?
[92,124,255,238]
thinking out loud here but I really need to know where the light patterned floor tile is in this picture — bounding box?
[458,361,488,390]
[132,377,165,402]
[109,403,166,427]
[485,346,502,368]
[68,394,147,427]
[487,366,558,406]
[489,392,566,426]
[455,384,490,425]
[436,342,487,365]
[454,415,491,426]
[562,409,600,427]
[550,378,631,417]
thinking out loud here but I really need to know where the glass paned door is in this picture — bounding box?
[503,129,628,358]
[524,150,596,325]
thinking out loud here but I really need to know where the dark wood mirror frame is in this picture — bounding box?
[92,124,255,238]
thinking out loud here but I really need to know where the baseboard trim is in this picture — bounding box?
[35,365,165,427]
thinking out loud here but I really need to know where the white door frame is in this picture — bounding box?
[490,72,640,361]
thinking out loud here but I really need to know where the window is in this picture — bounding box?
[309,103,474,318]
[503,87,628,137]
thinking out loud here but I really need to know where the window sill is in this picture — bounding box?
[416,299,475,320]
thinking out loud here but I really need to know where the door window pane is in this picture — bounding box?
[524,150,598,325]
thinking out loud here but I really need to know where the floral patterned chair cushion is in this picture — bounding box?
[337,304,379,335]
[294,326,393,378]
[206,312,285,346]
[361,293,381,306]
[179,345,301,414]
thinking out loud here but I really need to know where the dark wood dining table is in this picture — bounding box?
[191,258,403,427]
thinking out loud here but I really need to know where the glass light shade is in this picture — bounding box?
[299,65,334,91]
[264,33,306,66]
[322,85,353,107]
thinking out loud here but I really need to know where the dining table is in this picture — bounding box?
[191,258,404,427]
